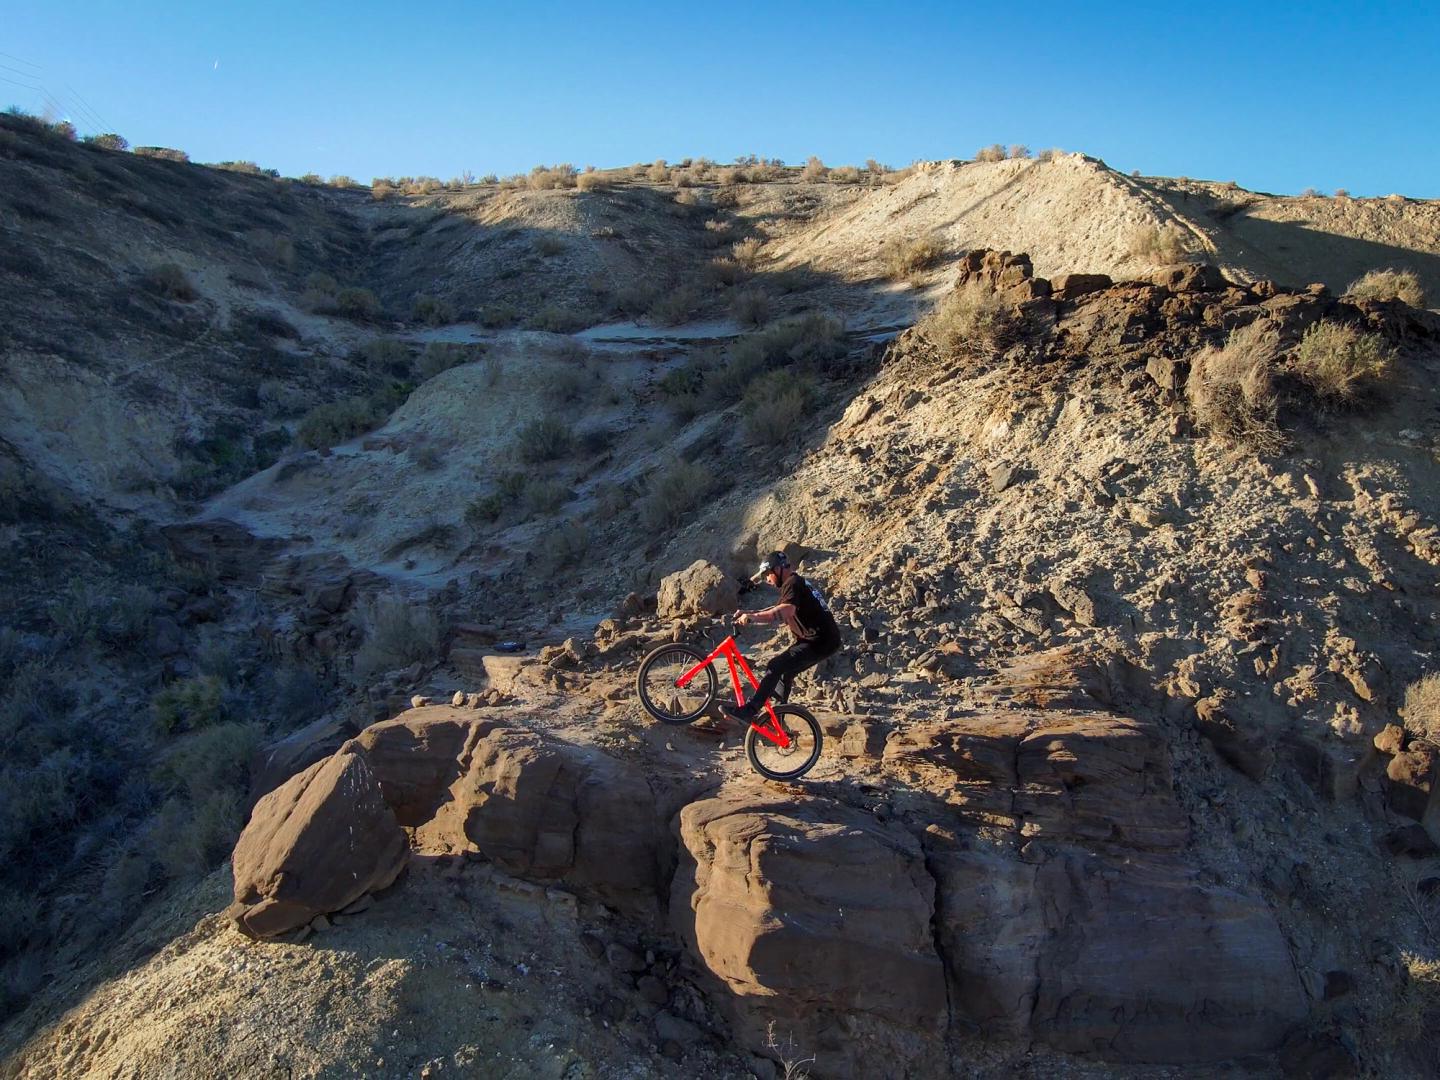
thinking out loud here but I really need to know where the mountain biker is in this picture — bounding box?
[722,551,841,723]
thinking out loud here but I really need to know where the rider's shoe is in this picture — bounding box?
[722,702,757,724]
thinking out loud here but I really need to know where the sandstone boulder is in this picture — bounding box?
[228,745,407,939]
[1383,740,1438,826]
[672,789,947,1080]
[357,707,662,908]
[656,560,739,619]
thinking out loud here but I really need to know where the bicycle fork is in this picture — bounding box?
[676,636,792,748]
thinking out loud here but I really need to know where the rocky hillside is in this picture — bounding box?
[3,110,1440,1078]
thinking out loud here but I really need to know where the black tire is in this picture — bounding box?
[636,643,716,724]
[744,704,823,781]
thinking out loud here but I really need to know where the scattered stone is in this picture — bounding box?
[636,975,669,1006]
[451,691,466,706]
[607,943,646,973]
[1145,354,1189,391]
[580,932,606,960]
[410,695,431,709]
[987,463,1016,494]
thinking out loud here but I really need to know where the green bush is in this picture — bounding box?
[640,459,717,529]
[730,289,770,327]
[514,416,575,462]
[412,294,454,325]
[360,337,413,376]
[152,722,260,804]
[352,595,444,679]
[1291,320,1393,406]
[295,396,386,450]
[478,301,521,328]
[418,341,481,380]
[153,790,243,882]
[743,371,816,446]
[522,479,572,516]
[334,286,380,320]
[153,675,227,733]
[1128,223,1187,263]
[524,304,593,333]
[649,285,705,326]
[539,523,589,571]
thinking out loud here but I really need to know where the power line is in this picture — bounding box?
[0,52,40,69]
[64,82,109,131]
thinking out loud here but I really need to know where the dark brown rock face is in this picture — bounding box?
[672,790,947,1080]
[228,745,407,939]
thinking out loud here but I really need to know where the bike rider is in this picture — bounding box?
[723,551,841,723]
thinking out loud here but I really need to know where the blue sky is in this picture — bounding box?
[2,1,1437,196]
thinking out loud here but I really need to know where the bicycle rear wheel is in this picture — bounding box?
[636,643,716,724]
[745,705,823,781]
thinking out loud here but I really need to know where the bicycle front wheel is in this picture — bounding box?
[636,643,716,724]
[745,705,823,781]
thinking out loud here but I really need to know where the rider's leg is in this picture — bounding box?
[725,639,829,719]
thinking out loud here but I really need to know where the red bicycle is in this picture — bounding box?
[636,633,823,781]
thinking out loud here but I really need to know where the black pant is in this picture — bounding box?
[746,632,841,710]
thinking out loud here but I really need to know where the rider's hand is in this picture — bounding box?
[733,611,749,627]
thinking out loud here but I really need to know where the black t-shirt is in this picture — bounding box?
[780,573,839,643]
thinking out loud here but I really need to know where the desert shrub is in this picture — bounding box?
[0,887,42,955]
[295,396,385,450]
[152,789,244,882]
[478,301,521,327]
[1290,321,1392,407]
[881,235,943,282]
[1346,268,1426,309]
[257,378,304,417]
[82,133,128,151]
[976,144,1006,163]
[701,219,735,248]
[1008,144,1030,159]
[673,173,695,191]
[743,371,816,446]
[134,146,188,162]
[524,304,593,333]
[649,285,705,326]
[465,493,507,526]
[713,177,741,198]
[522,479,572,517]
[153,675,227,733]
[334,286,380,320]
[1128,223,1188,263]
[270,665,328,726]
[371,179,395,200]
[352,595,444,679]
[408,443,444,471]
[830,165,861,184]
[800,156,828,181]
[919,279,1015,357]
[730,289,771,327]
[534,235,568,257]
[50,120,77,141]
[705,257,747,287]
[609,282,658,317]
[640,459,716,529]
[732,237,764,269]
[360,337,413,376]
[544,361,602,406]
[576,171,610,192]
[1400,674,1440,743]
[514,416,574,462]
[528,163,578,190]
[144,262,198,302]
[1185,320,1284,451]
[297,172,324,185]
[657,360,707,400]
[539,523,589,571]
[152,722,260,804]
[418,341,480,380]
[1036,148,1062,162]
[647,159,670,183]
[412,294,454,325]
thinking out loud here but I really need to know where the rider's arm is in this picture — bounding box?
[740,603,799,633]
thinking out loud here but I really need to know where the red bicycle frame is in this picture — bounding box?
[675,635,791,747]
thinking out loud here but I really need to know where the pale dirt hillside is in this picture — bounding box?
[6,110,1440,1078]
[11,259,1440,1078]
[771,156,1440,305]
